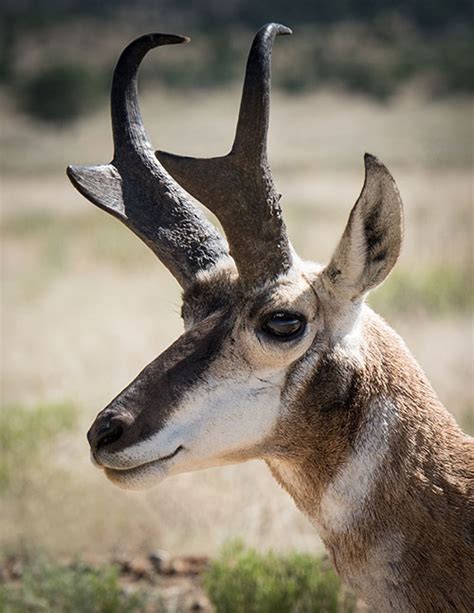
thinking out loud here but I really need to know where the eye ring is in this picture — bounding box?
[260,311,306,342]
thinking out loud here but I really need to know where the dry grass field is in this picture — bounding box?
[1,85,472,561]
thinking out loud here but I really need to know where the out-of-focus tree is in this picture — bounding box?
[19,63,106,123]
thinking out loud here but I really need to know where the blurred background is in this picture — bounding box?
[0,0,473,607]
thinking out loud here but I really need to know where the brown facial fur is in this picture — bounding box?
[89,264,319,467]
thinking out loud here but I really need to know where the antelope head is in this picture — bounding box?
[68,24,402,491]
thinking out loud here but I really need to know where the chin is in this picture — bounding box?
[104,462,170,490]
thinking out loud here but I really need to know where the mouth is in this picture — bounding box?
[94,445,184,489]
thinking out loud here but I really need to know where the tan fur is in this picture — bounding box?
[268,309,474,611]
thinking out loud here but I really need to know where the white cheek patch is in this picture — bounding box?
[111,368,286,474]
[177,371,285,462]
[318,397,397,535]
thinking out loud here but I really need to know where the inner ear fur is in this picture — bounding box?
[323,153,403,300]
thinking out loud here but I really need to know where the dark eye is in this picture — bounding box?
[261,312,306,341]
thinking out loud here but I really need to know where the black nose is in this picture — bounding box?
[87,415,126,452]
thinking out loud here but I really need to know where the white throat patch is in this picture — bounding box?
[318,397,398,535]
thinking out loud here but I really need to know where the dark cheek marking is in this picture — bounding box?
[311,359,354,413]
[295,353,364,450]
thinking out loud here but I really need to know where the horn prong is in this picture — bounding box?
[67,33,229,288]
[157,23,294,284]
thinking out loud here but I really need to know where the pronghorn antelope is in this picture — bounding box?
[68,24,474,611]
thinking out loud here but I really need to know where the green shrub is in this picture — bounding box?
[19,63,106,124]
[370,266,474,316]
[432,36,474,94]
[204,540,354,613]
[0,557,147,612]
[0,403,76,492]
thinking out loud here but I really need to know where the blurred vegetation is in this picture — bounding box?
[3,210,471,318]
[0,543,354,612]
[0,403,76,492]
[0,555,148,612]
[0,0,471,31]
[19,64,106,123]
[370,265,474,317]
[204,540,355,612]
[0,1,472,124]
[0,0,471,575]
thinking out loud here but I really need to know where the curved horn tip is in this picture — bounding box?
[261,22,293,37]
[154,33,190,45]
[127,32,190,51]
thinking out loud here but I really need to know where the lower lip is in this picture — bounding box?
[103,445,184,481]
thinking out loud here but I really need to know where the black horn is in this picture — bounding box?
[157,23,293,285]
[67,33,229,288]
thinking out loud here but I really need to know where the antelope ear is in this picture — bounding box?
[323,154,403,300]
[66,164,126,220]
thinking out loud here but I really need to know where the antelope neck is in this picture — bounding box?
[267,334,471,610]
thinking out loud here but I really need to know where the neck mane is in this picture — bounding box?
[268,309,474,610]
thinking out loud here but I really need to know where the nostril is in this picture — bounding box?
[95,421,124,450]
